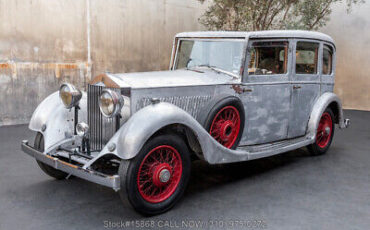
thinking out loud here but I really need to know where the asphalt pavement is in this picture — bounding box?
[0,110,369,230]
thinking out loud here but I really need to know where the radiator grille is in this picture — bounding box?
[87,84,120,151]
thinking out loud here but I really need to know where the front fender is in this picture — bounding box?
[29,91,87,151]
[307,92,346,140]
[100,102,249,164]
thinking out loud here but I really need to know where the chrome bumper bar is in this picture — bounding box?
[21,140,120,191]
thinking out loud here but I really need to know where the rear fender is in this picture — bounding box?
[307,92,346,140]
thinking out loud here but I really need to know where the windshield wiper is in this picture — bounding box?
[193,65,239,79]
[185,66,204,73]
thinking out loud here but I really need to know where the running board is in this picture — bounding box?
[237,136,314,161]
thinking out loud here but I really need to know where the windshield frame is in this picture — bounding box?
[172,38,247,79]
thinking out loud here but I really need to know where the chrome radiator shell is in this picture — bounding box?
[87,84,120,151]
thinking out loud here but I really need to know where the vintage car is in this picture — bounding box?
[21,30,349,215]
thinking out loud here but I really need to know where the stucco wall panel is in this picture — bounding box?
[0,0,368,126]
[90,0,205,76]
[0,0,205,125]
[0,62,86,125]
[322,1,370,111]
[0,0,87,61]
[0,0,89,125]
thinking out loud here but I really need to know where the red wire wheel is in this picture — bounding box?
[209,105,241,148]
[316,112,333,148]
[137,145,183,203]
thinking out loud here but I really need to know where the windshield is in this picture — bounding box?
[174,39,245,76]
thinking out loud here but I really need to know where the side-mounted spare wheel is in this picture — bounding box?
[118,134,191,215]
[34,132,69,180]
[200,96,245,149]
[307,108,335,155]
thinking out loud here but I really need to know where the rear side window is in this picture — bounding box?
[248,41,288,75]
[322,45,333,75]
[295,42,319,74]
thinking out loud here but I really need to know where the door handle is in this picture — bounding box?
[232,85,253,94]
[293,85,301,90]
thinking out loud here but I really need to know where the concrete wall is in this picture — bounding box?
[0,0,205,125]
[0,0,369,126]
[0,0,88,125]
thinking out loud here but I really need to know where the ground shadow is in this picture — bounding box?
[16,146,313,219]
[186,147,311,195]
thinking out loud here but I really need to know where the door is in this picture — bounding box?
[239,39,292,146]
[288,40,321,138]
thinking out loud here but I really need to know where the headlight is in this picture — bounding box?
[99,89,124,117]
[59,83,82,109]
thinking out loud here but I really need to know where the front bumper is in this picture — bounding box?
[21,140,120,191]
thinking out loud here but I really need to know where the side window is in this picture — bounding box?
[295,42,319,74]
[322,45,333,75]
[248,41,288,75]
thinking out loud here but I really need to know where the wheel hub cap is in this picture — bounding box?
[220,120,234,141]
[159,169,171,183]
[152,163,171,186]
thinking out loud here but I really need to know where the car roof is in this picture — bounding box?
[175,30,334,45]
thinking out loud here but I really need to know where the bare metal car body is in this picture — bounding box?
[22,30,349,193]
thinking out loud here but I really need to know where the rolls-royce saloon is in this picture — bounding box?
[21,30,349,215]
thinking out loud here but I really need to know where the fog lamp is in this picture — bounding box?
[76,122,89,137]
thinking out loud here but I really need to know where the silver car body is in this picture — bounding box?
[23,30,349,190]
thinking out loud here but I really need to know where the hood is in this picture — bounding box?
[96,69,238,88]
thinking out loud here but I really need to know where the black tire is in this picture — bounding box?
[307,108,335,156]
[34,132,68,180]
[118,134,191,216]
[202,96,245,149]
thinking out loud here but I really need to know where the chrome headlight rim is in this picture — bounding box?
[59,83,82,109]
[99,89,124,118]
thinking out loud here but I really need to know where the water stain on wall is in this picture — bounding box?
[0,61,87,125]
[0,0,205,125]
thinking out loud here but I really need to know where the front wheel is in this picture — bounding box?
[34,132,69,180]
[118,134,191,215]
[307,108,335,155]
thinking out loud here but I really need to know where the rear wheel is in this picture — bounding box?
[34,132,68,180]
[119,134,191,215]
[203,97,245,149]
[307,108,335,155]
